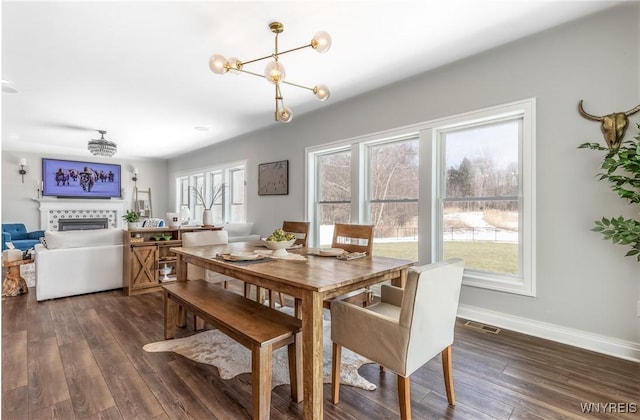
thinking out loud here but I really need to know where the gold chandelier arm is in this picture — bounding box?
[276,43,313,56]
[241,54,276,66]
[234,68,265,78]
[235,43,314,67]
[281,79,314,91]
[234,68,314,92]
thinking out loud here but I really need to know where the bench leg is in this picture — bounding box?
[288,332,303,403]
[164,292,178,340]
[251,345,272,420]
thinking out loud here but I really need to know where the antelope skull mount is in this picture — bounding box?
[578,100,640,150]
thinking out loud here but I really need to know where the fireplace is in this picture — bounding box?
[58,218,109,231]
[35,198,127,231]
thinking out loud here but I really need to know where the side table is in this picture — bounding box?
[2,258,33,296]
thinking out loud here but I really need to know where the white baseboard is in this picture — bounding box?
[457,304,640,362]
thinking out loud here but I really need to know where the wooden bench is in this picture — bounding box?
[163,280,303,420]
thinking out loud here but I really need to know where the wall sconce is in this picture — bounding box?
[18,158,27,183]
[132,168,139,185]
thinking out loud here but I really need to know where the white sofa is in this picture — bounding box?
[224,222,260,243]
[34,228,124,301]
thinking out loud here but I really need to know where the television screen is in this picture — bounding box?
[42,158,122,198]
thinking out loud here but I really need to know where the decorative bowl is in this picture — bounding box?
[262,239,296,256]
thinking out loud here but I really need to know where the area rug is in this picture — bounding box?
[143,307,376,390]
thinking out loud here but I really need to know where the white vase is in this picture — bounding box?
[202,209,213,226]
[127,222,140,230]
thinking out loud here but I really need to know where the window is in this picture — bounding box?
[367,138,419,260]
[315,148,351,247]
[175,161,247,224]
[307,98,535,296]
[433,99,535,296]
[307,136,419,260]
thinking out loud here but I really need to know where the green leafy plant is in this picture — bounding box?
[578,123,640,261]
[123,210,141,223]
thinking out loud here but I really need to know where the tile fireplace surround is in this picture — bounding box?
[34,198,127,231]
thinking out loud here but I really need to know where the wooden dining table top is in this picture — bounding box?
[170,242,414,299]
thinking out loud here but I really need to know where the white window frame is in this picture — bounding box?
[306,98,536,296]
[175,160,247,224]
[431,99,536,296]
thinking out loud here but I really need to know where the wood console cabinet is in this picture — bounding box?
[123,226,222,296]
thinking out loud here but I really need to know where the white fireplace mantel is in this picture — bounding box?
[34,198,128,230]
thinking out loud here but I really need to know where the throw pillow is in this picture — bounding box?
[39,236,48,248]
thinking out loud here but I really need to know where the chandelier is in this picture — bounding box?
[88,130,117,157]
[209,21,331,124]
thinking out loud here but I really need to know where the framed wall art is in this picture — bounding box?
[258,160,289,195]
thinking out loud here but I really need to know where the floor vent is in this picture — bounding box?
[464,320,501,334]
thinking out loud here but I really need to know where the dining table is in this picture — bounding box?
[170,241,414,419]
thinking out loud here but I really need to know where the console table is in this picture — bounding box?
[123,226,222,296]
[2,258,33,296]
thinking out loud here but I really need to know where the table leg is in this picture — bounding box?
[391,267,408,288]
[176,255,187,327]
[301,290,323,420]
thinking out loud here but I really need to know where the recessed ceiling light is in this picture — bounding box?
[194,125,212,132]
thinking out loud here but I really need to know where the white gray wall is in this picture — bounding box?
[169,4,640,351]
[1,150,171,228]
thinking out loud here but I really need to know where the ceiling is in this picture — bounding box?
[1,1,617,160]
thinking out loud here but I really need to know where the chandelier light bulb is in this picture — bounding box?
[209,54,228,74]
[264,61,286,84]
[313,84,330,101]
[311,31,332,53]
[227,57,242,74]
[278,107,293,123]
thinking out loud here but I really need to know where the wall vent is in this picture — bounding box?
[464,320,501,334]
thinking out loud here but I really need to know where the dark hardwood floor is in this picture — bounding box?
[2,281,639,419]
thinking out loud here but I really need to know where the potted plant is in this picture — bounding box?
[578,123,640,261]
[189,184,226,227]
[123,210,141,229]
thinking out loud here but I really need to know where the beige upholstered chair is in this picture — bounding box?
[330,258,465,419]
[182,230,230,286]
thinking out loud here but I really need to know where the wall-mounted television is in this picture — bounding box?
[42,158,122,199]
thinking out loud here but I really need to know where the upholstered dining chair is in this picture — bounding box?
[330,258,465,420]
[245,221,311,309]
[181,230,232,328]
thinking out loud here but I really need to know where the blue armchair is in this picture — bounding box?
[2,223,45,251]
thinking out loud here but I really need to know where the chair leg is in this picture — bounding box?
[441,345,456,406]
[331,342,342,404]
[397,375,411,420]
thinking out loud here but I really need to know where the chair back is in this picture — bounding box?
[282,221,310,247]
[2,223,28,240]
[331,223,374,255]
[182,230,228,280]
[400,258,464,376]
